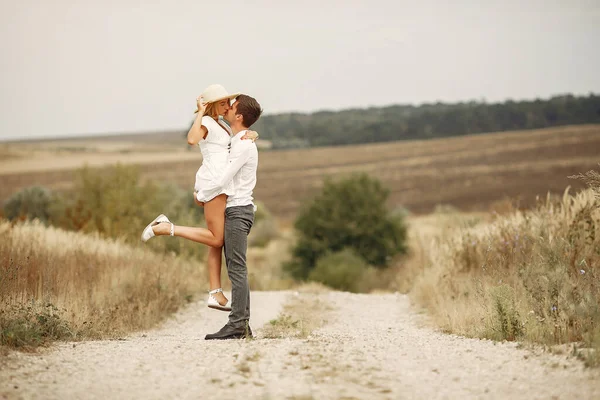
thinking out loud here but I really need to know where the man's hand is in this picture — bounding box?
[241,130,259,142]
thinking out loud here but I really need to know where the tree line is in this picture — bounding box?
[252,93,600,148]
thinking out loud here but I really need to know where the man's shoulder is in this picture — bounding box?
[233,136,258,151]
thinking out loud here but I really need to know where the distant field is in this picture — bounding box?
[1,125,598,220]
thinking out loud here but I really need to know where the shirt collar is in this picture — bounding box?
[233,129,248,139]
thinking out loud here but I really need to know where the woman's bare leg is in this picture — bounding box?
[152,194,227,248]
[207,246,227,305]
[151,194,228,304]
[199,195,227,305]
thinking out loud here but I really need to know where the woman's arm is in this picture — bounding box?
[187,97,208,146]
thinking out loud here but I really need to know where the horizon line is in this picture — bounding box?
[1,91,597,143]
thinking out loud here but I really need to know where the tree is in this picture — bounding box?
[285,173,407,280]
[252,94,600,148]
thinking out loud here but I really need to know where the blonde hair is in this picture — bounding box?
[194,101,220,120]
[202,102,220,120]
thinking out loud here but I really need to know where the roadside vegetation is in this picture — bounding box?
[405,167,599,366]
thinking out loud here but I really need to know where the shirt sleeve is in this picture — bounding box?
[214,139,253,189]
[200,116,214,141]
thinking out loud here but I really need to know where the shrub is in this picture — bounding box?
[248,201,279,248]
[253,200,272,224]
[286,173,407,279]
[61,164,160,238]
[56,164,207,259]
[248,218,279,248]
[3,186,58,224]
[308,249,372,293]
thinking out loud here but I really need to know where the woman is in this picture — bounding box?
[141,84,257,311]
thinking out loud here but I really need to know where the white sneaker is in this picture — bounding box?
[207,288,232,312]
[141,214,172,242]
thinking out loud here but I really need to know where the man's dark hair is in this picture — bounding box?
[235,95,263,127]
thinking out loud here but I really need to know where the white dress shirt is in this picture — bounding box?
[215,129,258,209]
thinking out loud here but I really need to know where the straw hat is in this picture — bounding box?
[195,84,240,113]
[201,84,240,103]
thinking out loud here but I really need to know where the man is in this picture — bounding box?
[205,94,262,340]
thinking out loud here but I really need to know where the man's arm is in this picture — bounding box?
[214,140,253,189]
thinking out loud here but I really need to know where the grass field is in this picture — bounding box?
[1,124,598,220]
[2,125,598,359]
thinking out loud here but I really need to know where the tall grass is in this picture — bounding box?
[0,219,206,349]
[408,186,599,365]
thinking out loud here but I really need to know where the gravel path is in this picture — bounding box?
[1,291,599,399]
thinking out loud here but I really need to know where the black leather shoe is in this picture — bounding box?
[205,323,252,340]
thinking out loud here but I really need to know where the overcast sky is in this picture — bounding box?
[1,0,599,140]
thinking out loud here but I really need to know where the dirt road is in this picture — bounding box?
[1,291,598,399]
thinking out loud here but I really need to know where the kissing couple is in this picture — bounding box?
[142,84,263,340]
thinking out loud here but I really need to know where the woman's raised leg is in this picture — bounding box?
[151,194,227,247]
[150,194,229,305]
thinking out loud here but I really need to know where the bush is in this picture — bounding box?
[3,186,59,224]
[308,249,372,293]
[253,200,272,224]
[248,201,279,248]
[53,164,207,259]
[248,218,279,248]
[286,173,407,279]
[61,164,160,238]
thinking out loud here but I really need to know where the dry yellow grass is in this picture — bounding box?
[0,219,206,347]
[0,215,295,349]
[404,186,600,365]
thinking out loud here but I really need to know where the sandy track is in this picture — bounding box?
[1,291,599,399]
